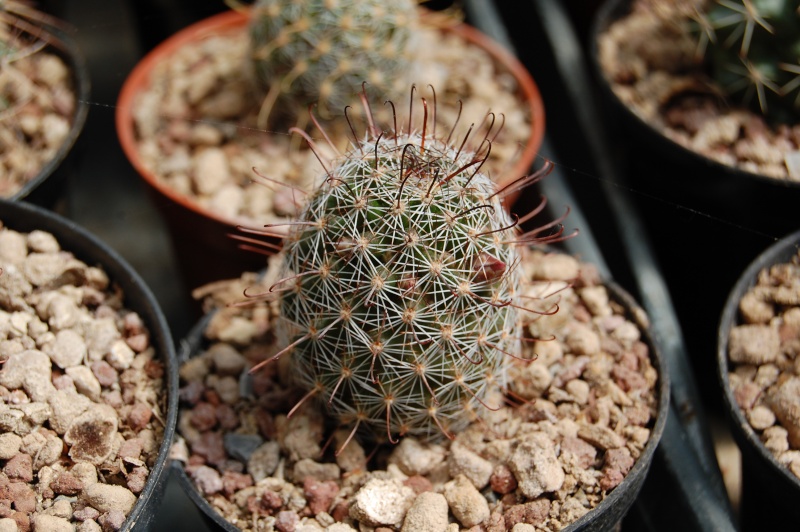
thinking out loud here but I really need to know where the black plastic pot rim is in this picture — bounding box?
[9,22,91,202]
[173,271,670,531]
[589,0,800,191]
[173,310,239,531]
[0,200,179,531]
[563,278,670,531]
[717,227,800,494]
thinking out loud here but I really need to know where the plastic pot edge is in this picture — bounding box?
[588,0,800,192]
[716,229,800,505]
[0,200,179,531]
[9,23,91,204]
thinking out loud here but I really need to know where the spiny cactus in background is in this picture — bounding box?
[691,0,800,123]
[247,90,567,445]
[248,0,418,125]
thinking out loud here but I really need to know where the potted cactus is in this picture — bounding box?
[594,0,800,181]
[591,0,800,237]
[590,0,800,242]
[589,0,800,408]
[169,93,668,531]
[115,0,545,290]
[0,0,89,206]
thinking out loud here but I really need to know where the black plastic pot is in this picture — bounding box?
[0,200,178,531]
[589,0,800,415]
[717,228,800,531]
[172,311,235,532]
[590,0,800,227]
[173,271,669,531]
[8,23,90,209]
[564,279,669,531]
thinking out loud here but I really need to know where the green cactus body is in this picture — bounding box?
[276,123,522,442]
[249,0,418,122]
[698,0,800,122]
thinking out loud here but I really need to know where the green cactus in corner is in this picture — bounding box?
[693,0,800,123]
[244,91,568,445]
[248,0,418,125]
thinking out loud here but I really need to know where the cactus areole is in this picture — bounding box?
[271,104,527,444]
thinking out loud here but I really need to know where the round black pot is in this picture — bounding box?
[8,22,90,209]
[717,228,800,531]
[172,310,236,532]
[564,279,669,532]
[173,272,669,531]
[0,200,179,531]
[589,0,800,415]
[590,0,800,229]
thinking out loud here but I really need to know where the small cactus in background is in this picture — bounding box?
[248,90,566,445]
[248,0,418,124]
[692,0,800,123]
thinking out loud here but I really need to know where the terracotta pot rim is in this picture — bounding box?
[717,228,800,493]
[116,8,546,232]
[589,0,800,190]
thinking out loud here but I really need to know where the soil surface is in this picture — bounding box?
[0,222,168,531]
[173,249,660,531]
[726,249,800,481]
[0,50,76,198]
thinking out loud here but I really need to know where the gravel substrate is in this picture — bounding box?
[597,0,800,180]
[0,51,76,197]
[727,249,800,481]
[132,20,533,229]
[174,249,660,531]
[0,222,168,531]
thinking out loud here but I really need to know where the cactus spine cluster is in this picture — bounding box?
[248,0,418,123]
[266,97,530,443]
[693,0,800,123]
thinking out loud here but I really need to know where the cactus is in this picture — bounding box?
[692,0,800,123]
[247,91,566,444]
[248,0,418,124]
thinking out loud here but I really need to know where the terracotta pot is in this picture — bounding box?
[0,199,179,532]
[717,229,800,531]
[171,264,668,531]
[115,9,545,290]
[8,24,90,209]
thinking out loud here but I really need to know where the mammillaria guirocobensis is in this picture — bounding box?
[248,0,418,123]
[246,90,566,446]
